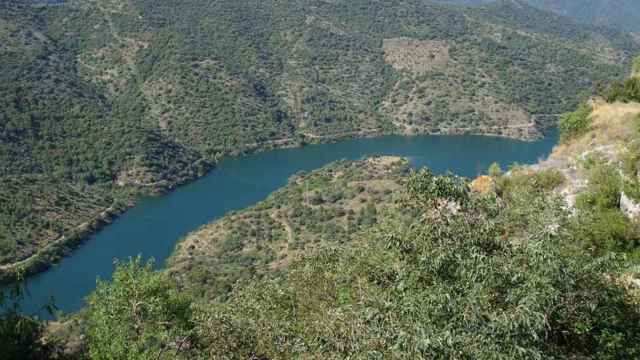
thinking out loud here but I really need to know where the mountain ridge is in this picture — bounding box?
[436,0,640,33]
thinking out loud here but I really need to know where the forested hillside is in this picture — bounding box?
[3,72,640,358]
[39,97,640,358]
[438,0,640,33]
[169,157,411,300]
[1,0,639,275]
[0,1,210,272]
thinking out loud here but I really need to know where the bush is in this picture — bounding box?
[623,178,640,203]
[488,162,502,177]
[599,78,640,103]
[558,103,592,143]
[571,208,640,253]
[0,282,58,360]
[623,146,640,179]
[497,168,565,197]
[86,257,197,360]
[533,168,566,191]
[622,139,640,202]
[405,168,470,209]
[571,159,640,254]
[576,162,622,211]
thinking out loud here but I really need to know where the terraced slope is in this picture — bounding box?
[169,157,411,299]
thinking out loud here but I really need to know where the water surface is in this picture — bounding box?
[19,133,557,317]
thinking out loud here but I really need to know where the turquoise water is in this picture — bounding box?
[19,133,557,317]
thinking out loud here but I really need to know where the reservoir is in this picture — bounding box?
[19,133,557,317]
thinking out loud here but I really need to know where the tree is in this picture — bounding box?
[0,280,57,360]
[86,257,197,360]
[195,170,640,359]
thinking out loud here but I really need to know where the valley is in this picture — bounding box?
[1,1,640,358]
[43,89,640,358]
[1,0,639,278]
[15,132,557,316]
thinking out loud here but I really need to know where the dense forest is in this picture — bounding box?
[1,0,639,275]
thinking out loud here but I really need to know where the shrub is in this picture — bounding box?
[599,78,640,103]
[497,168,565,197]
[633,56,640,76]
[571,159,640,254]
[558,103,592,143]
[405,168,470,209]
[533,168,566,191]
[488,162,502,177]
[0,281,58,360]
[197,177,640,359]
[622,140,640,202]
[623,178,640,203]
[86,257,197,360]
[622,146,640,178]
[571,208,640,253]
[576,162,622,211]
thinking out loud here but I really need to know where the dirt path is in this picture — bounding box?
[0,204,117,273]
[270,211,294,244]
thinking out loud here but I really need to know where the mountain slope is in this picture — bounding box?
[17,72,640,359]
[72,99,640,358]
[168,157,411,299]
[45,0,639,146]
[527,0,640,33]
[437,0,640,33]
[0,1,210,271]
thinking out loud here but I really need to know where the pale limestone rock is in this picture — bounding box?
[620,192,640,221]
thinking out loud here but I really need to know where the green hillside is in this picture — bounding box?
[1,0,639,273]
[437,0,640,33]
[47,135,640,358]
[3,73,640,357]
[527,0,640,33]
[168,157,411,300]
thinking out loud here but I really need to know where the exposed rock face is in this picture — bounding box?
[621,192,640,221]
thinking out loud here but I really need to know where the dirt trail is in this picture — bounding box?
[0,204,117,273]
[270,211,294,244]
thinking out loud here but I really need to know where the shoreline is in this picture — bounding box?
[0,123,551,284]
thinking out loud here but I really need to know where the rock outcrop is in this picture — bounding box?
[621,192,640,221]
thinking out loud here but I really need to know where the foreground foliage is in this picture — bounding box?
[558,103,593,143]
[572,158,640,255]
[0,282,58,360]
[86,258,197,360]
[599,78,640,104]
[81,170,640,359]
